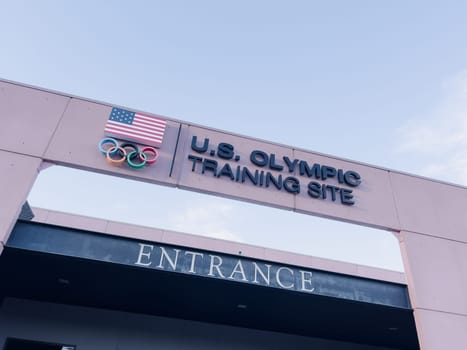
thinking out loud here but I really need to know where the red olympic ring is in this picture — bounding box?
[141,147,159,165]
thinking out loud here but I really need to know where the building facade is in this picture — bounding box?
[1,79,466,349]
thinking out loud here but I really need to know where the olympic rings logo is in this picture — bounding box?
[98,138,159,169]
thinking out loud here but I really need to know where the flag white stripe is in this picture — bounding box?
[134,115,166,124]
[104,128,163,142]
[104,126,163,141]
[132,120,166,133]
[133,118,166,130]
[106,121,165,137]
[135,113,167,125]
[105,131,162,145]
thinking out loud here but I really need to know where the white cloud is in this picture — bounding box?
[397,70,467,185]
[168,198,243,242]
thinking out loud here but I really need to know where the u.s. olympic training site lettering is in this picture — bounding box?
[187,136,362,205]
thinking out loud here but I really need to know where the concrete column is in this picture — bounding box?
[399,231,467,350]
[0,151,42,255]
[0,80,70,254]
[389,171,467,349]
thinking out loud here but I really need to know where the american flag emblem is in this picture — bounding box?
[104,107,167,148]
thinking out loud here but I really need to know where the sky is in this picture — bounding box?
[2,1,467,272]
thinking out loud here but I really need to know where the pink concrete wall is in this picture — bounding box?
[0,151,41,254]
[390,172,467,349]
[399,230,467,350]
[0,81,69,253]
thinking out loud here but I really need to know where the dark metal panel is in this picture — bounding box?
[0,221,420,349]
[7,221,409,309]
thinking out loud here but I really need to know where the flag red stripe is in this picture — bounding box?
[105,130,163,145]
[105,121,164,138]
[135,113,167,124]
[104,126,163,141]
[132,120,165,134]
[133,117,166,130]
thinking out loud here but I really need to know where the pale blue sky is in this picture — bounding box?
[2,1,467,271]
